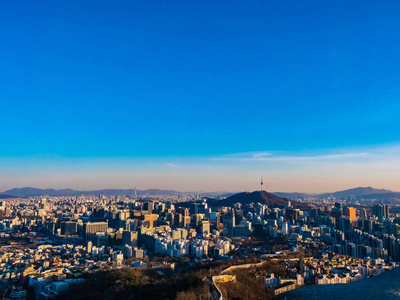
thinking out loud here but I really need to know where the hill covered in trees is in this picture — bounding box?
[206,191,309,210]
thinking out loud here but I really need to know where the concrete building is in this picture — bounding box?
[83,222,108,242]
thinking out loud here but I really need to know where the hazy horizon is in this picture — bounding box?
[2,144,400,194]
[1,185,397,195]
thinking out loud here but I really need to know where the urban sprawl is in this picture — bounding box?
[0,190,399,299]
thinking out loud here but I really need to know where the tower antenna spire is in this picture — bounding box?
[261,176,263,191]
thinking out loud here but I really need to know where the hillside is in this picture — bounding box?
[275,266,400,299]
[273,192,313,199]
[0,194,18,199]
[206,191,309,210]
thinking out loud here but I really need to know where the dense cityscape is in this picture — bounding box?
[1,185,400,299]
[2,1,400,299]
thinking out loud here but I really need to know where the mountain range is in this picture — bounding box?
[315,186,394,199]
[273,187,396,200]
[0,187,233,198]
[0,186,398,200]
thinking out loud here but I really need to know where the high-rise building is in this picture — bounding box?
[373,204,389,223]
[125,218,139,231]
[122,245,133,257]
[96,233,109,247]
[286,208,299,225]
[60,221,78,236]
[133,247,144,258]
[175,213,183,227]
[344,207,356,221]
[362,219,373,234]
[83,222,108,242]
[142,202,154,214]
[197,202,209,216]
[87,241,93,253]
[198,219,210,235]
[92,207,105,220]
[166,213,175,226]
[210,212,221,230]
[191,214,203,227]
[142,214,158,228]
[330,204,342,227]
[183,216,191,228]
[360,208,367,219]
[223,212,235,237]
[122,230,138,246]
[177,207,189,217]
[282,222,289,235]
[310,208,320,221]
[189,203,198,215]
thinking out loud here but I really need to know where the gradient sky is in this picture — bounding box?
[1,1,400,192]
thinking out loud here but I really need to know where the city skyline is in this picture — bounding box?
[2,1,400,192]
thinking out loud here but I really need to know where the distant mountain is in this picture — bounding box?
[4,186,394,201]
[205,191,309,210]
[0,187,232,198]
[3,187,79,197]
[316,187,394,199]
[1,187,188,197]
[358,192,400,200]
[272,192,313,199]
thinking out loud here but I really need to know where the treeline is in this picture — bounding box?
[58,267,209,300]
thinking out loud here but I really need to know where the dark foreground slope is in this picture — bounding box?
[207,191,309,210]
[275,267,400,300]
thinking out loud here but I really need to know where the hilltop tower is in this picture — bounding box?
[260,176,267,192]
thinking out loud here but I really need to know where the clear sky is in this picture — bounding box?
[1,1,400,193]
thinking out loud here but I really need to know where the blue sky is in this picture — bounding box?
[1,1,400,192]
